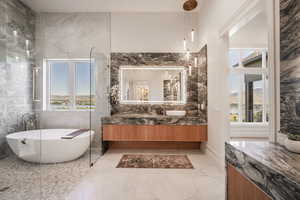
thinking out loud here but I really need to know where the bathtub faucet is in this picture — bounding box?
[21,113,37,131]
[22,113,31,131]
[21,138,26,145]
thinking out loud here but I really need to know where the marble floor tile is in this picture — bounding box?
[67,149,226,200]
[0,148,101,200]
[0,149,225,200]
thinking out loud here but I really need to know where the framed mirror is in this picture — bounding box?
[120,66,187,104]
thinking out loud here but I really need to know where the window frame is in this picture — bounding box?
[43,58,95,111]
[229,48,269,124]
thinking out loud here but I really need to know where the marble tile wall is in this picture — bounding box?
[197,45,208,120]
[110,45,208,122]
[0,0,35,158]
[280,0,300,137]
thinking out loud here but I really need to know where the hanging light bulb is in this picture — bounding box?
[25,40,30,50]
[191,29,195,42]
[201,103,205,110]
[194,57,198,67]
[13,30,18,37]
[186,50,190,60]
[183,38,187,51]
[188,65,192,76]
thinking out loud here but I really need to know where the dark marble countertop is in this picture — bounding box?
[226,141,300,200]
[101,114,207,125]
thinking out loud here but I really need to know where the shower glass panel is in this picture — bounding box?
[36,17,99,200]
[89,48,110,166]
[36,20,111,200]
[39,58,94,199]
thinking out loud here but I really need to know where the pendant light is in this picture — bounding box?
[191,29,195,42]
[183,0,198,11]
[182,0,198,52]
[188,65,192,76]
[186,50,190,60]
[183,38,187,51]
[182,0,198,76]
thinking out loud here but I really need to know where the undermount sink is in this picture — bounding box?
[166,110,186,116]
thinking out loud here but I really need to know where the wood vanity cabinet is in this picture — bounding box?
[103,125,207,142]
[227,163,271,200]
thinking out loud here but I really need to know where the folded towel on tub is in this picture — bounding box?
[61,129,90,139]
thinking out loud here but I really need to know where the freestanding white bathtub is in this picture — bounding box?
[6,129,94,164]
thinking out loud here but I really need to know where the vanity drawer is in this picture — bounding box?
[103,125,207,142]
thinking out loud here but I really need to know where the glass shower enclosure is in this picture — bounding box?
[0,3,111,199]
[37,50,108,199]
[89,47,110,166]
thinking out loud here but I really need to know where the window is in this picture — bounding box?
[45,59,95,111]
[75,62,95,110]
[229,49,268,123]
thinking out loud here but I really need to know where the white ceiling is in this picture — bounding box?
[21,0,200,13]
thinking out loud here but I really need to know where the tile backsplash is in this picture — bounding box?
[110,45,207,122]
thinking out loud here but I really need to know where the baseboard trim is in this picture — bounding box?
[204,144,226,172]
[230,133,269,138]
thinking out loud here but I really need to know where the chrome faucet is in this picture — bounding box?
[21,113,31,131]
[21,138,27,144]
[21,113,37,131]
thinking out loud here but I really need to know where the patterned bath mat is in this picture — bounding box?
[116,154,194,169]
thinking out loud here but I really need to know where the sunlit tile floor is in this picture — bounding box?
[67,149,225,200]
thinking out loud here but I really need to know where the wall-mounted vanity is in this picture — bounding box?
[102,48,208,150]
